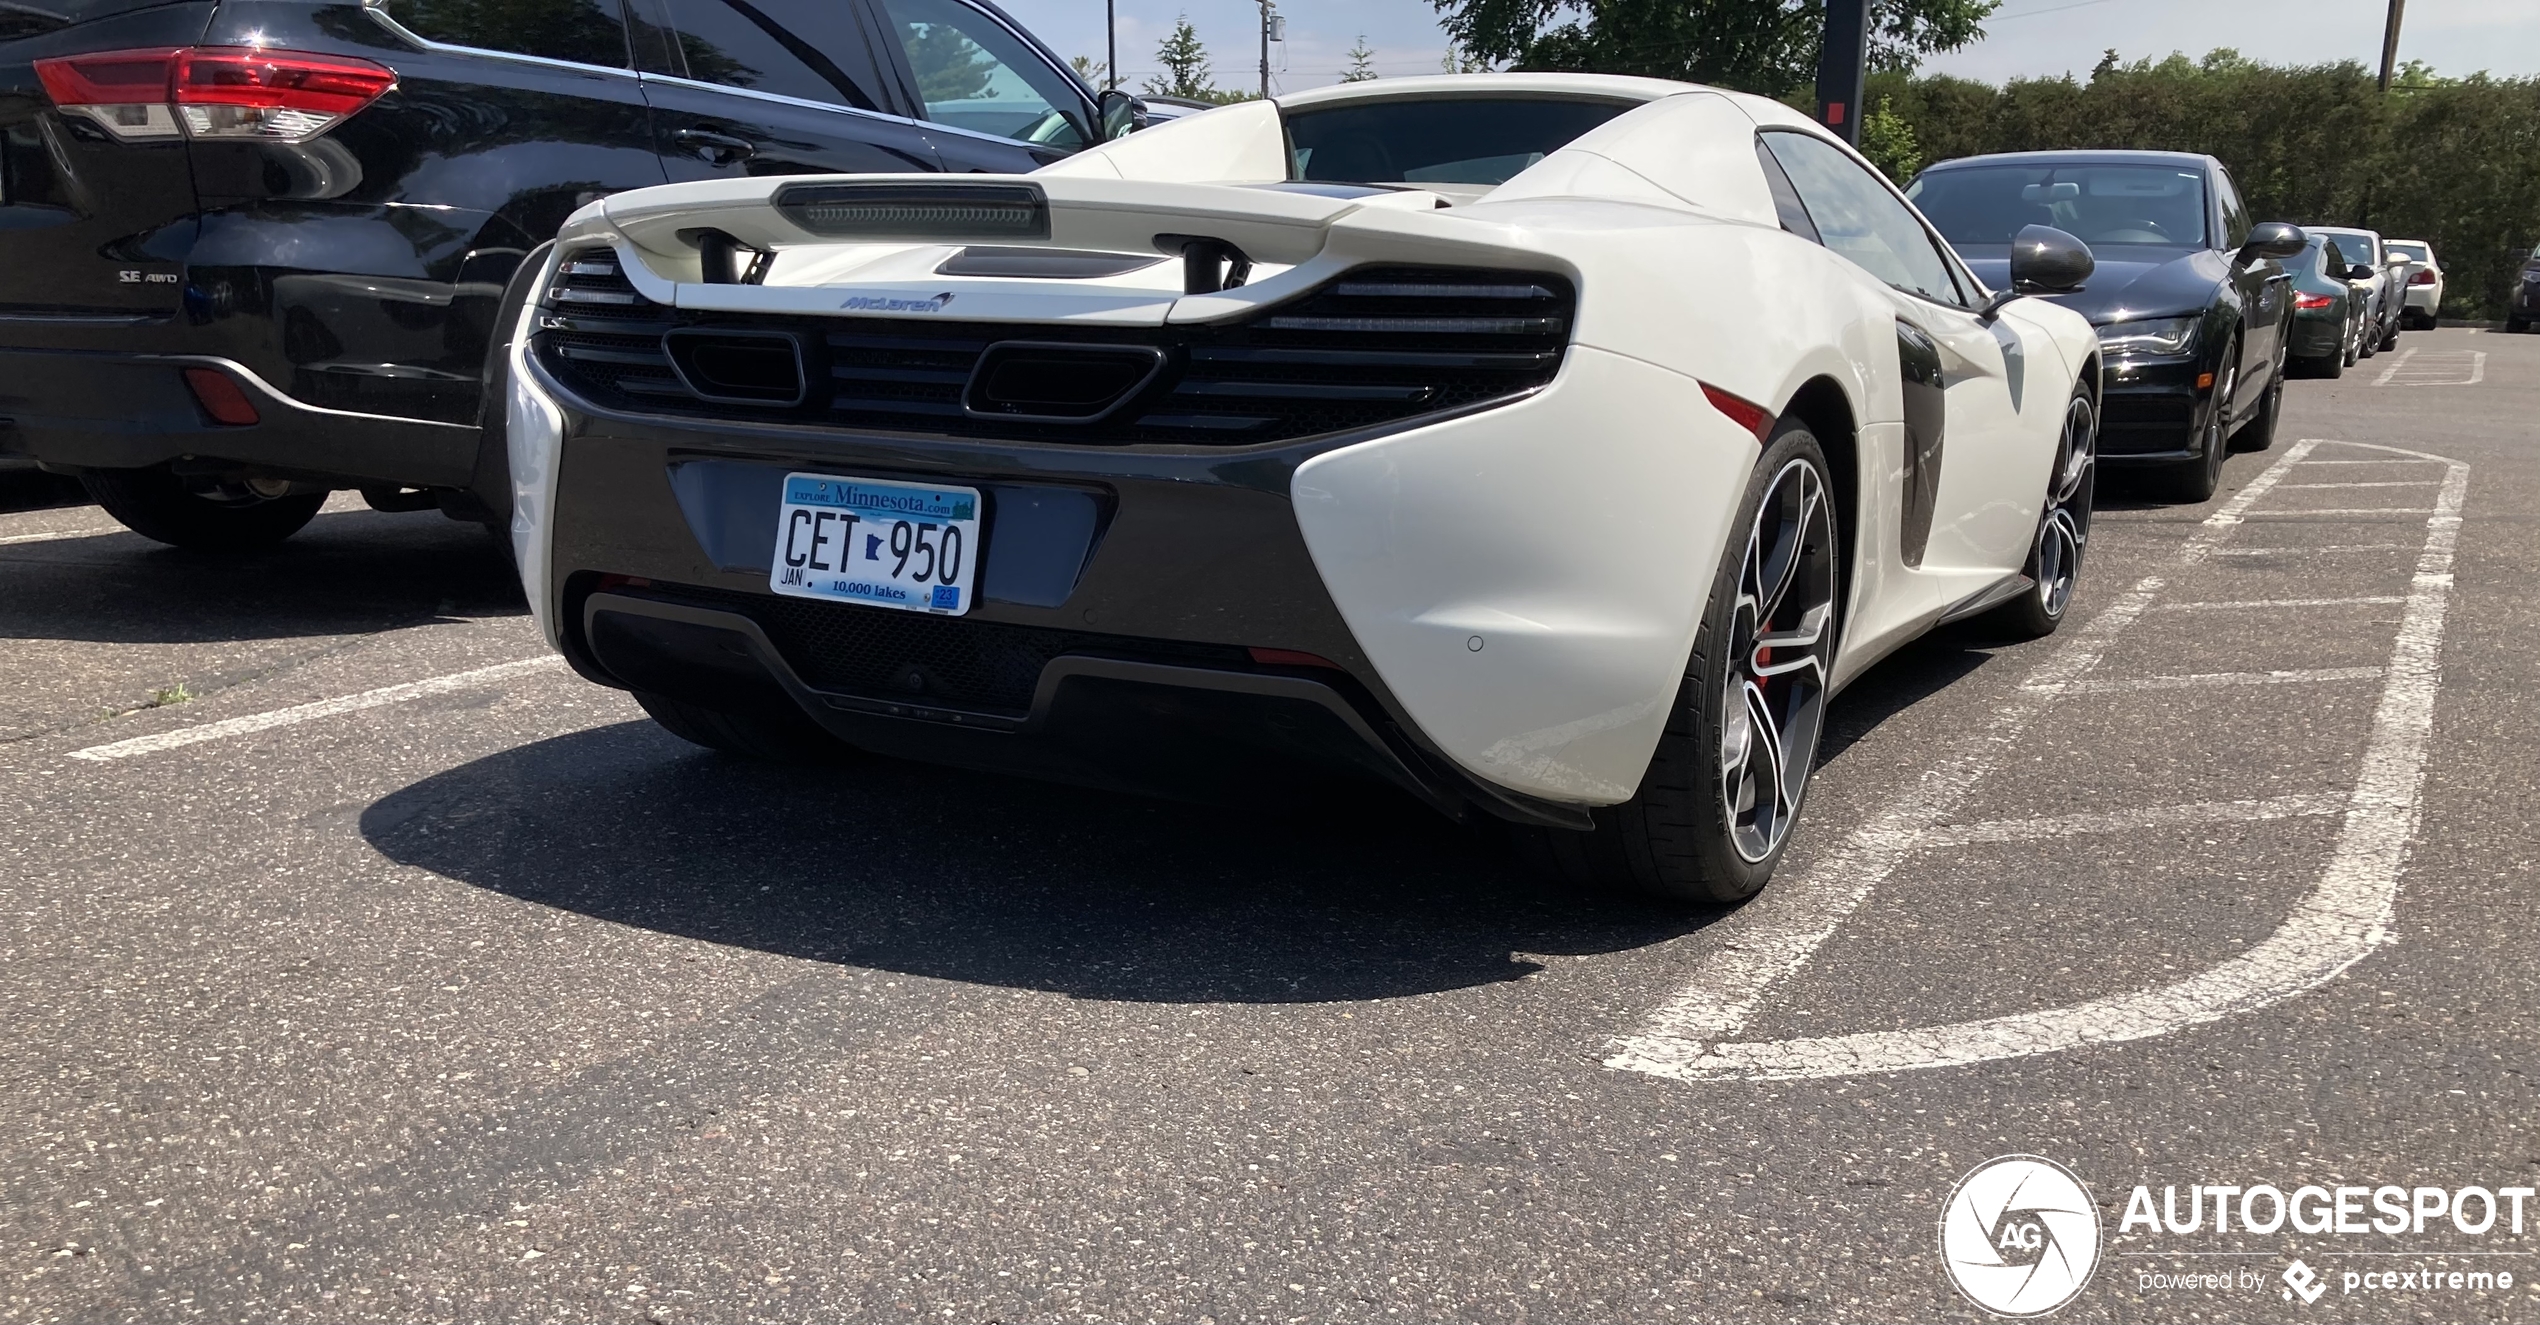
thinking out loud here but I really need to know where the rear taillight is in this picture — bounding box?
[2294,292,2335,311]
[2409,269,2436,286]
[35,47,395,143]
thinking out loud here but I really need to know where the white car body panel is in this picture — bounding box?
[515,72,2099,805]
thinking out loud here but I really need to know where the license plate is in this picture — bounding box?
[769,473,979,615]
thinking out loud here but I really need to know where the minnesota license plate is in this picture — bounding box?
[769,473,979,615]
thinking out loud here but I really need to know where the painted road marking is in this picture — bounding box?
[2043,666,2385,695]
[2245,506,2436,515]
[0,527,123,546]
[1610,439,2466,1083]
[1602,439,2325,1056]
[2149,596,2405,611]
[2213,544,2403,556]
[68,656,565,762]
[2277,480,2444,489]
[2373,348,2484,387]
[1921,794,2345,848]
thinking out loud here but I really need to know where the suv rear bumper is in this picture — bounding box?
[0,348,477,488]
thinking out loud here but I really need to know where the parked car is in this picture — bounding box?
[0,0,1136,549]
[2309,227,2406,355]
[1907,149,2304,501]
[2384,239,2441,328]
[2283,234,2364,379]
[507,74,2105,902]
[2508,244,2540,333]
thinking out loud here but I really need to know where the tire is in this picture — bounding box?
[2508,316,2528,334]
[1519,422,1839,904]
[2305,349,2344,381]
[79,467,326,551]
[2155,338,2237,503]
[2343,322,2360,366]
[633,690,857,764]
[1981,386,2095,641]
[2378,318,2400,352]
[2231,365,2282,453]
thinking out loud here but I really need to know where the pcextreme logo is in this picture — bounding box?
[1941,1155,2103,1317]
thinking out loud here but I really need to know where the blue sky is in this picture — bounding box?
[992,0,2540,98]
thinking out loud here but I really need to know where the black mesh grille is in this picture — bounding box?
[533,255,1572,447]
[2100,393,2196,454]
[639,583,1250,715]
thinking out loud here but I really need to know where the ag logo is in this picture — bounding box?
[1940,1155,2101,1317]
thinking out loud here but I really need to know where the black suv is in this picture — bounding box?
[0,0,1126,547]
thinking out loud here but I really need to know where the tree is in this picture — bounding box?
[1071,54,1108,87]
[905,22,999,103]
[1145,14,1219,100]
[1857,97,1920,181]
[1343,35,1378,81]
[1430,0,1995,96]
[1441,39,1490,73]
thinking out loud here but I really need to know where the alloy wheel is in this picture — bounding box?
[2033,392,2097,618]
[1719,457,1838,864]
[2202,356,2238,485]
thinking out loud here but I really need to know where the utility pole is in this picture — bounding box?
[1258,0,1274,100]
[2377,0,2406,92]
[1815,0,1870,146]
[1105,0,1115,90]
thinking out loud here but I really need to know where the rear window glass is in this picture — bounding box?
[1906,163,2210,248]
[1284,97,1628,186]
[381,0,634,67]
[2386,241,2430,262]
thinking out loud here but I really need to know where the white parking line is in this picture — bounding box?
[2150,597,2404,611]
[1609,439,2467,1083]
[2374,349,2485,387]
[2042,666,2384,695]
[2213,544,2402,556]
[0,527,122,547]
[2244,507,2437,517]
[1922,794,2345,848]
[2277,481,2443,489]
[2370,347,2417,385]
[1602,439,2324,1061]
[67,656,565,762]
[2295,458,2447,466]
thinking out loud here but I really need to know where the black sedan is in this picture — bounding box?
[1908,150,2306,501]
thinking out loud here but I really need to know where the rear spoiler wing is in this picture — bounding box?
[587,175,1444,285]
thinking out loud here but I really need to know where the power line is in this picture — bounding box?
[1987,0,2121,21]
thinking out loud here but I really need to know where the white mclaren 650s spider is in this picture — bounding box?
[505,73,2105,903]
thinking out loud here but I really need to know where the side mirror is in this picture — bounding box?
[2386,252,2412,266]
[2238,221,2307,262]
[1097,89,1147,141]
[1981,224,2092,321]
[2347,264,2377,281]
[2010,223,2094,294]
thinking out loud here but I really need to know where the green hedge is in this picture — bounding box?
[1869,53,2540,318]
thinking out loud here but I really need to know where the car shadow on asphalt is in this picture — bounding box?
[361,720,1720,1003]
[0,508,524,644]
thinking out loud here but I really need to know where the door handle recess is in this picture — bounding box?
[672,128,757,162]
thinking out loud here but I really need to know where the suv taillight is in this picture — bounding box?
[35,47,396,143]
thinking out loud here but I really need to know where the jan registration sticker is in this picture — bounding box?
[770,473,980,616]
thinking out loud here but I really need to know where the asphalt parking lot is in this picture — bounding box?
[3,327,2533,1323]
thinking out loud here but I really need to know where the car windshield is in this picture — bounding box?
[1284,97,1631,186]
[1905,163,2210,248]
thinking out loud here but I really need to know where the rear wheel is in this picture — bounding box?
[2298,349,2344,380]
[2509,316,2529,334]
[1522,422,1839,904]
[1982,386,2095,640]
[80,467,326,551]
[2155,339,2236,503]
[633,691,857,764]
[2378,317,2400,351]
